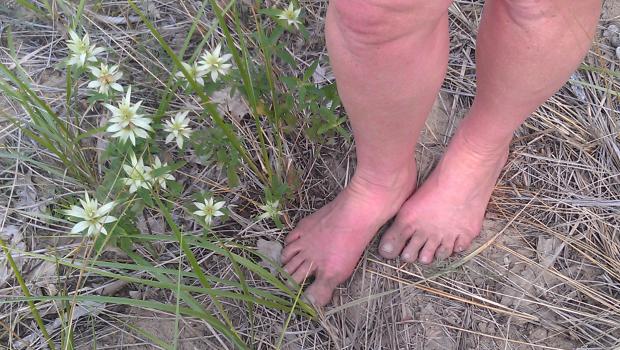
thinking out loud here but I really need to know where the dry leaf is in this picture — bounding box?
[312,63,333,85]
[14,301,105,349]
[0,225,26,288]
[26,261,57,287]
[211,87,251,120]
[256,239,282,274]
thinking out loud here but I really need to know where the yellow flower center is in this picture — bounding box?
[99,73,114,85]
[119,105,133,121]
[203,206,215,216]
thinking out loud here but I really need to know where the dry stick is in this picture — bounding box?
[367,261,538,321]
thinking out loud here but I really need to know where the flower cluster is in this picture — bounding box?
[104,86,152,145]
[66,30,105,68]
[193,198,226,226]
[64,153,176,236]
[278,3,302,29]
[64,193,116,236]
[122,153,176,193]
[88,63,123,95]
[62,24,290,237]
[164,111,193,149]
[175,62,206,87]
[66,31,125,97]
[176,44,233,87]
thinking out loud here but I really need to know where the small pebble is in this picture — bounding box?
[616,46,620,60]
[45,284,58,296]
[610,34,620,48]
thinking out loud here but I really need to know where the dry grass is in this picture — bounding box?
[0,0,619,349]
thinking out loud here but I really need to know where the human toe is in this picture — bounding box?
[400,232,427,263]
[379,219,414,259]
[454,234,474,253]
[418,238,441,264]
[281,240,303,264]
[435,237,456,261]
[291,261,316,284]
[304,276,338,307]
[285,227,303,244]
[283,253,305,275]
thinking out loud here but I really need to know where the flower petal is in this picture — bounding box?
[71,221,90,234]
[96,201,116,216]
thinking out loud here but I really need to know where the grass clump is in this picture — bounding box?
[0,0,332,347]
[1,0,619,349]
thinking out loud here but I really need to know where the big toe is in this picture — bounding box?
[304,277,337,307]
[379,219,413,259]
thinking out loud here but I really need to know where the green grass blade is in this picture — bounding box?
[154,196,249,348]
[1,295,243,347]
[0,239,56,350]
[14,0,46,17]
[127,0,267,184]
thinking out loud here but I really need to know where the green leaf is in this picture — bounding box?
[150,160,186,177]
[258,8,282,17]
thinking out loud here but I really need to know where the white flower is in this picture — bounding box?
[104,86,153,145]
[149,156,175,189]
[163,111,193,149]
[198,44,232,82]
[88,63,123,95]
[258,200,283,221]
[66,30,105,67]
[64,192,116,236]
[175,62,206,87]
[193,197,226,226]
[277,3,302,29]
[122,153,152,193]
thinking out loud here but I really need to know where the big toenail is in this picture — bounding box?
[382,244,393,253]
[306,294,316,305]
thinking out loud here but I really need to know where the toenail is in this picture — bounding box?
[382,243,393,253]
[456,246,464,253]
[305,294,316,305]
[402,253,411,261]
[420,256,430,264]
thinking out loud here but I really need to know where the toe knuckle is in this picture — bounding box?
[394,217,415,235]
[321,268,346,284]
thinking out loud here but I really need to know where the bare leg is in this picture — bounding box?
[380,0,601,264]
[281,0,452,306]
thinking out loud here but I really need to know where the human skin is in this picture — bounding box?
[281,0,602,306]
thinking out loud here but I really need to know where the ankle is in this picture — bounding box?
[353,161,416,189]
[454,121,511,159]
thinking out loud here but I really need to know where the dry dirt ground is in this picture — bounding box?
[1,0,619,349]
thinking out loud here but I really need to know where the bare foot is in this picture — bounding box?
[379,128,508,264]
[281,164,416,306]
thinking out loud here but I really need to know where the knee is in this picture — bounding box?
[499,0,557,23]
[498,0,599,38]
[330,0,452,46]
